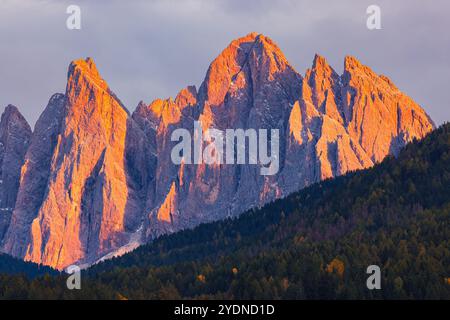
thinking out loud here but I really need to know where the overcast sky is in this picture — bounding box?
[1,0,449,127]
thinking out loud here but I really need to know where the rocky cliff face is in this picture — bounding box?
[0,106,31,241]
[4,59,154,269]
[139,33,434,240]
[3,94,66,259]
[1,33,435,269]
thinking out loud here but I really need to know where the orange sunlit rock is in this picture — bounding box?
[1,34,435,269]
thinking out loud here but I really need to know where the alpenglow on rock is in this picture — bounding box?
[3,59,154,269]
[1,33,435,269]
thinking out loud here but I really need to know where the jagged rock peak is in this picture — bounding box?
[1,105,31,130]
[48,93,66,105]
[312,54,329,69]
[68,57,103,84]
[66,57,108,96]
[174,85,197,107]
[135,100,148,114]
[310,54,338,78]
[3,104,20,116]
[137,86,198,129]
[66,57,128,113]
[200,32,300,107]
[228,32,285,56]
[145,98,179,127]
[0,103,32,148]
[344,55,363,70]
[229,31,260,46]
[343,55,378,77]
[209,31,295,74]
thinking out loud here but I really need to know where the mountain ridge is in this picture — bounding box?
[0,32,435,269]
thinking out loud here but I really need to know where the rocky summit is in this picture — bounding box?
[0,33,434,269]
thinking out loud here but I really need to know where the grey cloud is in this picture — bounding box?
[0,0,449,127]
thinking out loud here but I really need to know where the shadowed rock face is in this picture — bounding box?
[2,94,66,257]
[1,33,435,269]
[0,105,31,242]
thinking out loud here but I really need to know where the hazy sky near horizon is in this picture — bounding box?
[1,0,449,127]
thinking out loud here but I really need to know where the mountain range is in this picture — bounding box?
[0,33,434,270]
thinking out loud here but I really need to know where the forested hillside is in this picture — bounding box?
[0,123,449,299]
[0,253,57,278]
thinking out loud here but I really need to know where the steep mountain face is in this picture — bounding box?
[137,33,434,240]
[4,59,154,269]
[3,94,67,262]
[0,105,32,242]
[1,33,435,269]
